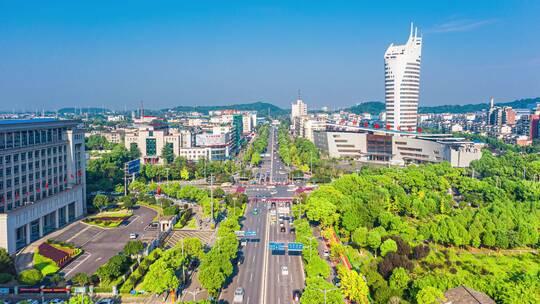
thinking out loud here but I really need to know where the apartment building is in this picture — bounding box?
[0,119,86,254]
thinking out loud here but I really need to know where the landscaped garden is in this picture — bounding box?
[83,209,133,228]
[33,240,82,276]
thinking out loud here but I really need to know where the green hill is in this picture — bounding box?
[346,98,540,115]
[167,101,287,116]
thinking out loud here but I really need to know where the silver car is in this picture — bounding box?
[233,287,245,303]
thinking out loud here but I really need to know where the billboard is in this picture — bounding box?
[126,159,141,174]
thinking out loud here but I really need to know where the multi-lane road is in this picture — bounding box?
[221,125,305,303]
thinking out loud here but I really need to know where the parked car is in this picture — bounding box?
[129,233,138,239]
[281,266,289,275]
[233,287,245,303]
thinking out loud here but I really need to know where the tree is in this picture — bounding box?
[337,265,369,304]
[250,153,261,166]
[0,248,14,274]
[352,227,368,247]
[123,240,144,256]
[389,267,410,291]
[95,254,127,284]
[71,272,91,286]
[367,230,382,252]
[380,239,398,257]
[305,256,331,279]
[92,194,109,212]
[301,277,343,304]
[416,286,446,304]
[162,143,175,164]
[199,263,226,297]
[68,294,94,304]
[180,167,190,180]
[141,260,179,294]
[18,269,43,285]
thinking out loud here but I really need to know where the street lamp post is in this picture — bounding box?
[307,236,316,261]
[318,287,339,304]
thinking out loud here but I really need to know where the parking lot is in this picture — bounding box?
[50,206,158,278]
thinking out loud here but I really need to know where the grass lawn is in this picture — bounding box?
[33,252,59,276]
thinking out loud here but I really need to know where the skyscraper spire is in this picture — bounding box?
[410,22,414,37]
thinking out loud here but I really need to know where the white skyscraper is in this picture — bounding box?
[384,23,422,131]
[291,99,308,121]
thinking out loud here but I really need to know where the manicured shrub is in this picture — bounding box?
[18,269,43,285]
[0,273,13,283]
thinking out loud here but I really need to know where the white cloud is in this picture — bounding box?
[427,18,497,34]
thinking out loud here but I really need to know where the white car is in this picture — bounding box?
[233,287,245,303]
[129,233,138,239]
[241,239,247,247]
[281,266,289,275]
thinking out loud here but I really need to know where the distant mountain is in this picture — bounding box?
[346,101,386,115]
[419,97,540,114]
[58,107,110,114]
[168,102,287,116]
[345,98,540,115]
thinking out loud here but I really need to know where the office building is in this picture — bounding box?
[124,124,190,164]
[384,23,422,131]
[0,119,86,254]
[291,99,308,121]
[313,125,481,167]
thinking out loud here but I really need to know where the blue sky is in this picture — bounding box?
[0,0,539,111]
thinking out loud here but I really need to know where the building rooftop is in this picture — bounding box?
[0,118,59,125]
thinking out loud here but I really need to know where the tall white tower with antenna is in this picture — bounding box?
[384,23,423,131]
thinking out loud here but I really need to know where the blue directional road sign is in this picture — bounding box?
[245,231,257,237]
[126,159,141,174]
[269,242,285,251]
[288,242,304,252]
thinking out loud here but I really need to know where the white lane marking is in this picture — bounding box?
[247,297,250,304]
[63,252,92,276]
[260,212,270,304]
[250,273,253,282]
[252,255,256,263]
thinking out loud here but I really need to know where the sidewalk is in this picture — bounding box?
[179,269,209,302]
[15,219,87,273]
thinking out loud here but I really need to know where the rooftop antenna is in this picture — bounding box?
[140,100,144,118]
[490,97,494,109]
[297,89,302,101]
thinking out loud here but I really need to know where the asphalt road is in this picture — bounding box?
[220,200,268,304]
[52,206,158,278]
[221,125,305,304]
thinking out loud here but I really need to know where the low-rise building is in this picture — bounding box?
[314,125,482,167]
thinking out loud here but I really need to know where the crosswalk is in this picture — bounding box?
[164,229,215,248]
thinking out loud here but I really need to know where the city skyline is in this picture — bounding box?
[0,1,539,111]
